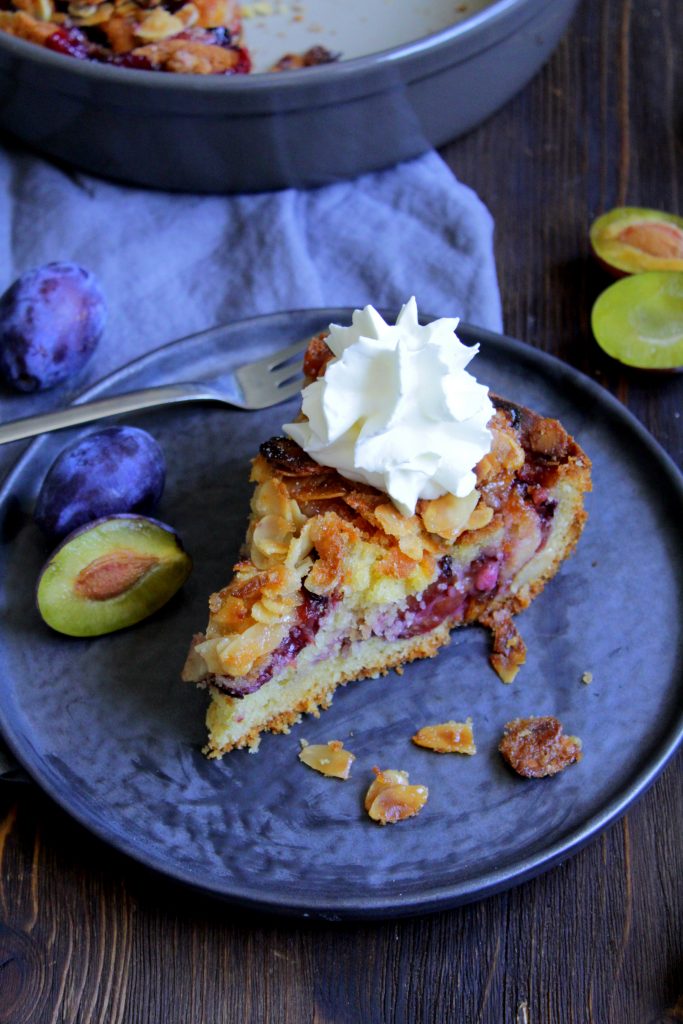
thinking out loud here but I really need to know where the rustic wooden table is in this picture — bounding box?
[1,0,681,1020]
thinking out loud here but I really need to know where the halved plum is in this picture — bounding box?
[590,207,683,277]
[591,271,683,370]
[37,514,192,637]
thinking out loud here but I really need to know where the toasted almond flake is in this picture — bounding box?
[412,718,476,755]
[298,740,355,779]
[464,503,494,532]
[364,767,428,824]
[22,0,54,20]
[364,767,408,809]
[135,7,184,41]
[69,2,112,24]
[397,533,424,561]
[175,2,198,25]
[68,1,96,14]
[420,490,480,541]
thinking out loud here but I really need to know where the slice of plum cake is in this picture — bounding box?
[182,333,591,757]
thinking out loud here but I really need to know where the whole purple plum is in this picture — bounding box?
[34,426,166,541]
[0,262,106,392]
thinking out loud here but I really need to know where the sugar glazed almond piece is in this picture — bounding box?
[298,739,355,780]
[499,716,582,778]
[412,718,476,755]
[364,768,428,825]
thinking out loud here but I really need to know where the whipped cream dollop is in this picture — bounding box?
[283,298,494,516]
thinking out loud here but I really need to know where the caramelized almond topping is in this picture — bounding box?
[0,9,56,42]
[74,549,159,601]
[482,608,527,683]
[302,332,334,380]
[259,436,323,476]
[419,490,479,541]
[298,740,355,779]
[412,719,476,755]
[499,716,583,778]
[526,417,570,460]
[364,768,408,808]
[464,503,494,532]
[364,767,428,825]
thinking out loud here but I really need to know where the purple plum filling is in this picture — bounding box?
[392,557,464,639]
[213,590,329,698]
[211,488,553,696]
[517,468,558,541]
[390,552,503,640]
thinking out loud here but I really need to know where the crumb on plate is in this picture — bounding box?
[499,715,582,778]
[412,718,476,754]
[298,739,355,779]
[364,767,428,825]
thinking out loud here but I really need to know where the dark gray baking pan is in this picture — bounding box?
[0,0,579,192]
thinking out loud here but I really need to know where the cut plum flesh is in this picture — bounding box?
[590,207,683,276]
[591,271,683,370]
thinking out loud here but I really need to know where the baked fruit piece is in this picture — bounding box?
[0,1,339,74]
[183,334,592,757]
[0,0,251,75]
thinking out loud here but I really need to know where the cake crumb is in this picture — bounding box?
[298,739,355,779]
[581,671,593,684]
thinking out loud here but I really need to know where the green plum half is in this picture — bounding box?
[590,207,683,277]
[591,271,683,370]
[37,514,192,637]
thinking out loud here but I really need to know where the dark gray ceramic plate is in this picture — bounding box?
[0,309,682,919]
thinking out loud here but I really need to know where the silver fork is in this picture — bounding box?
[0,336,309,445]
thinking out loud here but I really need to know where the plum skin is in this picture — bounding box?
[34,426,166,542]
[0,261,106,392]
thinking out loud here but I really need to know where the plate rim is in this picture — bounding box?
[1,307,682,919]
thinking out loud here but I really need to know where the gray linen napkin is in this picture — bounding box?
[0,146,502,779]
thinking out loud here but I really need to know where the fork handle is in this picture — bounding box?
[0,382,216,445]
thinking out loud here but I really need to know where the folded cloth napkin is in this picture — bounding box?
[0,144,502,778]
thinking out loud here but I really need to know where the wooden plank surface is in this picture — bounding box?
[1,0,681,1021]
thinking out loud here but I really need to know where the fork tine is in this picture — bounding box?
[244,376,303,410]
[268,362,305,387]
[245,337,310,373]
[234,335,311,408]
[275,378,306,402]
[268,336,311,369]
